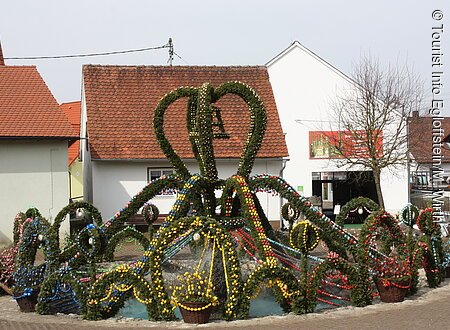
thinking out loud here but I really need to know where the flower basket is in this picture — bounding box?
[178,301,213,324]
[375,279,409,303]
[14,289,39,312]
[171,270,218,324]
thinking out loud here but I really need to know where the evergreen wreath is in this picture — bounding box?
[103,226,150,262]
[335,197,380,227]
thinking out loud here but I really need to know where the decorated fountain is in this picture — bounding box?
[4,81,446,323]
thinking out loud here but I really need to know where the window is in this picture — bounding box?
[147,168,175,195]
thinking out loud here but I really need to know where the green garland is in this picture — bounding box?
[153,86,197,180]
[104,227,150,262]
[53,201,103,242]
[290,221,320,254]
[243,264,302,314]
[101,175,182,235]
[359,210,405,256]
[86,264,157,320]
[309,252,368,308]
[13,217,60,295]
[417,208,440,236]
[214,81,267,178]
[13,212,27,245]
[281,202,300,229]
[36,268,88,315]
[417,208,443,287]
[335,197,380,227]
[25,207,42,219]
[153,81,267,181]
[249,175,361,259]
[147,216,243,320]
[401,204,419,227]
[142,203,159,224]
[76,225,106,259]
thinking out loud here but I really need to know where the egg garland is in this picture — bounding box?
[401,204,419,227]
[281,202,300,229]
[76,224,105,259]
[142,202,159,225]
[12,79,447,323]
[308,252,365,308]
[36,267,88,316]
[335,197,380,227]
[103,226,150,262]
[242,264,302,314]
[85,264,158,320]
[290,220,320,254]
[146,216,243,321]
[53,201,103,244]
[13,217,60,297]
[416,208,444,287]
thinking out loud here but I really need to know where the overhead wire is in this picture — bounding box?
[4,43,171,60]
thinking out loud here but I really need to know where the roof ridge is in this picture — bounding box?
[83,64,267,69]
[0,65,37,68]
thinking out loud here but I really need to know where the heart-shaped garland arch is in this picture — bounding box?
[153,81,267,181]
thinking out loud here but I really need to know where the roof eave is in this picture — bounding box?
[0,136,79,141]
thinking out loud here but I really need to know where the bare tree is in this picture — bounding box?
[328,56,424,209]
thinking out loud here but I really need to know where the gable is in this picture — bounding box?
[0,66,76,139]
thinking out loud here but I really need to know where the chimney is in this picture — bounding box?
[0,41,4,66]
[412,110,419,118]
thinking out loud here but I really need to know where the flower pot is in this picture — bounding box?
[375,279,409,303]
[14,289,39,312]
[178,301,213,324]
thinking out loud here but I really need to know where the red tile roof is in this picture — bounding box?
[0,66,76,139]
[409,116,450,163]
[83,65,288,160]
[60,101,81,165]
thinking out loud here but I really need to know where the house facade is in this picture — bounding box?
[409,113,450,206]
[60,101,83,201]
[80,65,288,225]
[0,51,76,245]
[267,41,409,220]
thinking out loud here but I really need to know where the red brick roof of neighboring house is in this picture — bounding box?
[83,65,288,160]
[409,115,450,163]
[0,66,76,139]
[60,101,81,165]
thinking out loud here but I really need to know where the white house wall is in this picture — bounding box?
[267,43,408,212]
[90,159,283,223]
[0,140,70,246]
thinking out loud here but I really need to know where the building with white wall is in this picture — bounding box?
[80,65,288,225]
[267,41,409,220]
[0,57,76,245]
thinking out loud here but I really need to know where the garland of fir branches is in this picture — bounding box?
[36,268,88,315]
[416,208,443,287]
[335,197,380,227]
[13,217,60,295]
[104,227,150,261]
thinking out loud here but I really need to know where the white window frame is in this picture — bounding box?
[147,167,175,195]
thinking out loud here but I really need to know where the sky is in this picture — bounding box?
[0,0,449,114]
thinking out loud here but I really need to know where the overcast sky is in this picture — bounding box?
[1,0,449,114]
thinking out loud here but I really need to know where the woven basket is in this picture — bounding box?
[179,302,212,324]
[14,290,39,312]
[375,280,408,303]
